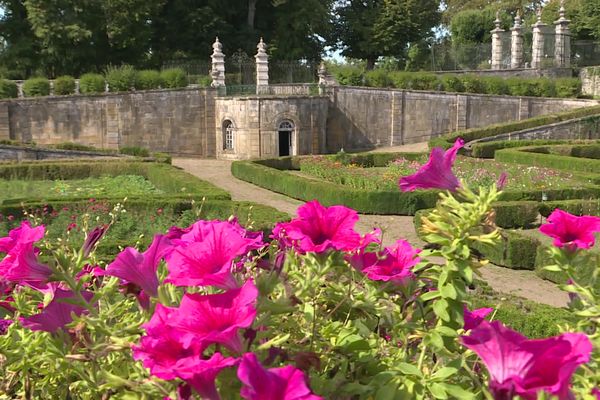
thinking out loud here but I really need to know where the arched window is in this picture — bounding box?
[223,120,234,151]
[279,121,294,132]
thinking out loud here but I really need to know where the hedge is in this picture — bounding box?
[79,73,106,94]
[137,70,163,90]
[105,65,139,92]
[22,77,50,97]
[161,68,188,89]
[53,76,76,95]
[429,105,600,150]
[330,66,582,99]
[0,79,18,99]
[0,161,230,202]
[232,160,440,215]
[469,139,595,158]
[495,147,600,174]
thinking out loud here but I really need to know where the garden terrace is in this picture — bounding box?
[428,104,600,150]
[0,159,230,205]
[231,153,600,223]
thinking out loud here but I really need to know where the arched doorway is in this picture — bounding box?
[278,120,295,156]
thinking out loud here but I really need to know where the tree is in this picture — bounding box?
[0,0,41,78]
[442,0,544,24]
[332,0,441,69]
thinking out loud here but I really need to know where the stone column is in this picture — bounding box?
[490,11,504,70]
[255,38,269,94]
[554,1,571,68]
[531,8,546,69]
[210,37,226,87]
[510,11,524,69]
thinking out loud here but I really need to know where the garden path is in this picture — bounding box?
[174,150,568,308]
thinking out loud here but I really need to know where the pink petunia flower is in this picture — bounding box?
[272,200,378,254]
[174,353,238,400]
[463,306,493,331]
[0,222,52,287]
[399,138,464,192]
[165,221,262,289]
[461,320,592,400]
[168,280,259,353]
[237,353,322,400]
[0,318,12,335]
[81,225,108,258]
[539,209,600,250]
[133,303,204,380]
[99,235,171,306]
[496,172,508,190]
[361,240,420,284]
[20,289,94,333]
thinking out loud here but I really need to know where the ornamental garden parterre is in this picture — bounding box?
[0,139,600,399]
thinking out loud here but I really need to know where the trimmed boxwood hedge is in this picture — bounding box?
[234,154,600,217]
[469,139,591,158]
[495,147,600,174]
[0,160,230,203]
[429,105,600,150]
[232,159,440,215]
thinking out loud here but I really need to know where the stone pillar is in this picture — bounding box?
[554,1,571,68]
[490,11,504,70]
[210,37,226,87]
[531,8,546,69]
[510,11,524,69]
[255,38,269,94]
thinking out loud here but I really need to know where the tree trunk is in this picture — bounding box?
[366,57,377,70]
[247,0,257,29]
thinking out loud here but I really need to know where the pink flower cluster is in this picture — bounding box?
[540,209,600,251]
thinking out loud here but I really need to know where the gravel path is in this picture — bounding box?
[173,150,568,307]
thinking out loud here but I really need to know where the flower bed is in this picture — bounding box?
[1,139,600,399]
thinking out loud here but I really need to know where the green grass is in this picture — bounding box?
[298,155,591,192]
[0,175,162,201]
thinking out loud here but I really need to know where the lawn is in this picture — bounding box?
[298,154,591,192]
[0,175,162,201]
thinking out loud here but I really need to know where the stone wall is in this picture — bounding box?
[0,144,124,161]
[581,67,600,97]
[466,114,600,145]
[215,96,328,160]
[3,88,216,157]
[325,86,598,152]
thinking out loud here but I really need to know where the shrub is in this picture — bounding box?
[538,199,600,218]
[409,72,441,90]
[197,75,212,87]
[105,65,139,92]
[495,147,600,174]
[53,75,76,95]
[439,75,465,92]
[470,229,540,270]
[52,142,99,152]
[331,65,364,86]
[506,77,535,96]
[460,74,485,93]
[160,68,188,89]
[119,146,150,157]
[555,78,581,98]
[0,79,18,99]
[483,76,509,95]
[22,77,50,97]
[365,69,391,87]
[529,78,556,98]
[136,70,163,90]
[470,139,575,158]
[493,201,539,228]
[79,73,106,94]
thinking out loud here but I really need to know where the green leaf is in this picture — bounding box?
[440,284,457,300]
[396,362,422,377]
[429,383,448,399]
[433,299,451,321]
[438,383,476,399]
[543,264,563,272]
[432,367,458,381]
[257,333,291,350]
[426,330,445,349]
[419,290,441,302]
[375,384,398,400]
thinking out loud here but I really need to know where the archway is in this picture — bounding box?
[278,120,295,156]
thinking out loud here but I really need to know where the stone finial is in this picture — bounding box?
[494,10,501,29]
[531,7,547,69]
[255,38,269,93]
[554,0,571,68]
[211,37,226,87]
[536,7,542,23]
[513,10,522,28]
